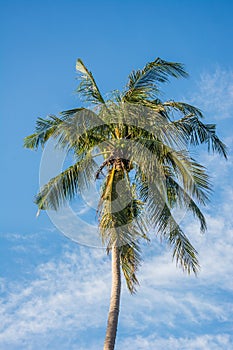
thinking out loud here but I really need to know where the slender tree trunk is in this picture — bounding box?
[103,243,121,350]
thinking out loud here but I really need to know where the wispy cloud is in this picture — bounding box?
[0,247,110,349]
[1,201,233,349]
[118,334,233,350]
[190,67,233,120]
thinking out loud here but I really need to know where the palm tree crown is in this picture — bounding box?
[24,57,227,293]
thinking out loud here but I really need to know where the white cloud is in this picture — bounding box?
[190,67,233,120]
[0,247,110,349]
[119,334,233,350]
[1,205,233,349]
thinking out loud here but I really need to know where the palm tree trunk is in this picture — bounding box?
[103,243,121,350]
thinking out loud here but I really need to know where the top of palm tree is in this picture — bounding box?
[24,57,227,293]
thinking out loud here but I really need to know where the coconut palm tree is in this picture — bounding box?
[24,57,227,350]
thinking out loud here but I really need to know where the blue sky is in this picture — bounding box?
[1,0,233,349]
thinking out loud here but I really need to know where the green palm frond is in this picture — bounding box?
[59,107,87,118]
[119,242,141,294]
[173,115,228,158]
[156,203,200,274]
[164,101,204,119]
[169,223,200,275]
[129,140,209,220]
[123,58,188,102]
[164,150,211,204]
[138,178,200,274]
[36,153,98,210]
[134,138,211,205]
[23,109,84,150]
[136,170,201,273]
[165,176,207,233]
[76,59,105,105]
[24,107,115,162]
[24,115,64,150]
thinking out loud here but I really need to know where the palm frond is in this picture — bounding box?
[59,107,87,118]
[123,58,188,102]
[137,170,200,273]
[35,153,98,210]
[169,223,200,275]
[116,103,188,149]
[119,242,141,294]
[23,110,84,150]
[76,59,105,105]
[165,176,207,233]
[138,176,200,274]
[164,101,204,119]
[173,115,228,158]
[134,138,211,205]
[163,149,211,205]
[24,115,63,150]
[56,122,113,157]
[25,107,113,160]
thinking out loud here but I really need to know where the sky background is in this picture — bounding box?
[1,0,233,349]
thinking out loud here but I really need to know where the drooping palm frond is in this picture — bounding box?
[165,176,207,233]
[168,221,200,275]
[135,99,203,122]
[76,59,105,105]
[167,153,211,205]
[134,137,211,205]
[154,201,200,275]
[135,154,207,232]
[35,153,98,210]
[123,58,188,102]
[119,241,141,294]
[164,101,204,119]
[23,109,85,150]
[136,174,200,274]
[173,115,228,158]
